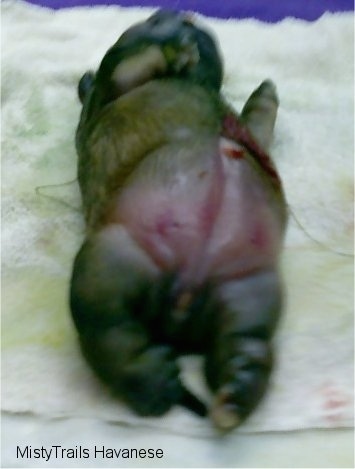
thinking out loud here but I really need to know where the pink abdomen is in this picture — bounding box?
[115,138,283,286]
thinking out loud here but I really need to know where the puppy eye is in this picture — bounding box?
[149,15,161,26]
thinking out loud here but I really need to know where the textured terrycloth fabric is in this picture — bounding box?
[2,0,354,437]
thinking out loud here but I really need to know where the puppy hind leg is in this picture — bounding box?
[205,269,283,430]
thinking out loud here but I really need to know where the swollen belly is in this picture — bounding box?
[115,138,283,286]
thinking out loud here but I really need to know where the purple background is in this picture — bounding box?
[24,0,353,22]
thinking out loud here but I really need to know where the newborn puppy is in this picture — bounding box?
[70,9,287,430]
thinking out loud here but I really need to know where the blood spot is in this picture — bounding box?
[224,146,244,160]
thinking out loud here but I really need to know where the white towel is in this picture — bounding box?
[2,0,353,437]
